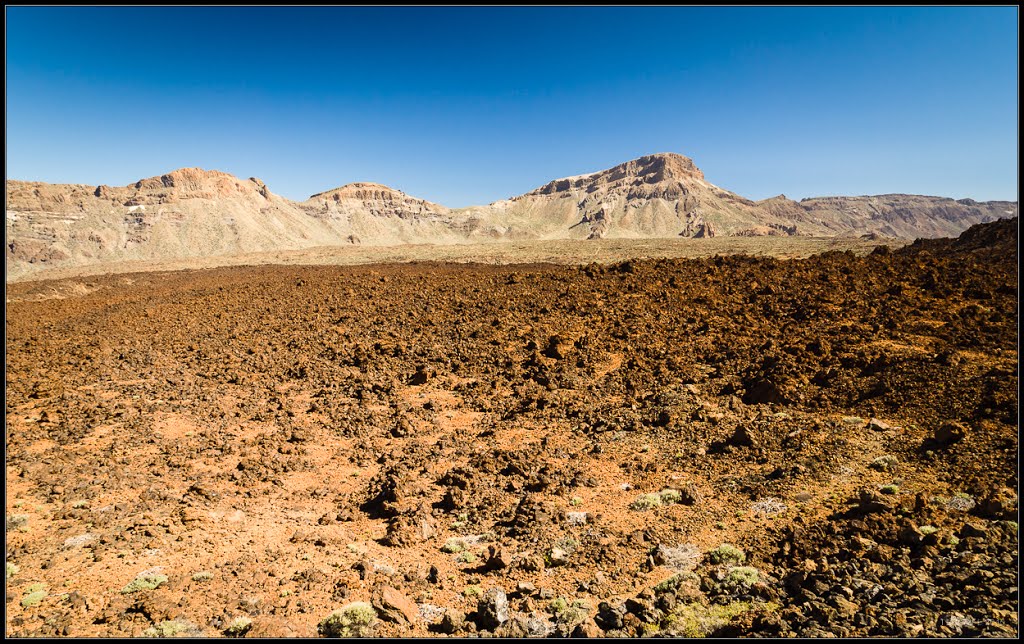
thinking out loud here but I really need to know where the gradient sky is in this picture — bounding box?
[6,6,1018,207]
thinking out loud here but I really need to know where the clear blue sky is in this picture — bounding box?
[6,6,1018,206]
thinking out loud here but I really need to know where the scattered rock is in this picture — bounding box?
[373,586,418,624]
[932,421,968,447]
[438,608,465,634]
[475,588,510,631]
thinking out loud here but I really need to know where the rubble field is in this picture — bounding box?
[5,218,1018,638]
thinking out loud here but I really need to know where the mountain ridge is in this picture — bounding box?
[6,153,1018,279]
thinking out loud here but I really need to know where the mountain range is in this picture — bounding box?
[6,153,1017,279]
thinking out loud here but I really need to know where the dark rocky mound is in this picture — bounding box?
[901,217,1018,259]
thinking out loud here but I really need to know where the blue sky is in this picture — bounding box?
[6,6,1018,206]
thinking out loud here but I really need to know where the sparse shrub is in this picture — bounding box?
[879,484,900,495]
[726,566,760,587]
[654,574,687,594]
[442,538,466,553]
[6,562,18,580]
[659,489,683,505]
[707,544,746,566]
[919,525,938,536]
[463,585,482,597]
[21,587,47,608]
[71,500,89,509]
[318,602,377,638]
[224,616,253,637]
[570,496,583,507]
[191,571,214,582]
[665,601,777,637]
[142,620,199,638]
[945,493,976,512]
[630,493,663,511]
[7,514,29,531]
[121,573,168,594]
[1002,520,1018,532]
[551,598,589,627]
[455,551,477,564]
[750,498,787,516]
[869,455,898,472]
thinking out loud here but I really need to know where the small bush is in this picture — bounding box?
[21,590,47,608]
[224,616,253,637]
[726,566,760,587]
[666,601,777,637]
[869,455,898,472]
[462,585,482,597]
[318,602,377,638]
[553,599,589,627]
[549,597,568,614]
[6,562,19,580]
[879,484,899,495]
[654,573,693,594]
[121,574,168,594]
[143,620,201,638]
[919,525,938,536]
[441,538,466,553]
[191,571,214,582]
[630,494,663,511]
[455,551,477,564]
[659,489,683,505]
[707,544,746,566]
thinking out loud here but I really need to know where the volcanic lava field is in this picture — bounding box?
[4,219,1018,638]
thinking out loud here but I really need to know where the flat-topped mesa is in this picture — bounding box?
[306,182,449,217]
[521,152,706,199]
[310,182,411,203]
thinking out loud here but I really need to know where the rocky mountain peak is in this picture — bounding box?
[125,168,269,204]
[522,152,706,198]
[623,153,705,182]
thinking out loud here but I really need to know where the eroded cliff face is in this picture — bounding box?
[6,156,1017,279]
[305,182,450,220]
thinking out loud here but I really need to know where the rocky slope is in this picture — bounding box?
[6,155,1017,280]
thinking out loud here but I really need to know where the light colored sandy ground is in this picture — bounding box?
[7,235,904,286]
